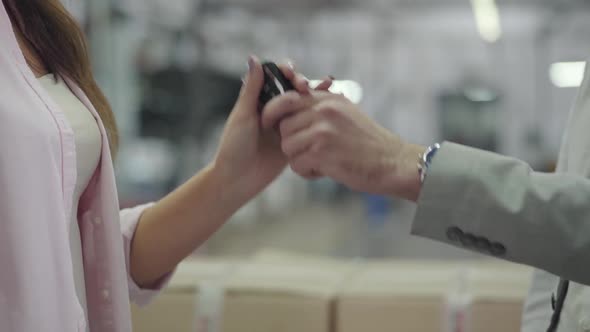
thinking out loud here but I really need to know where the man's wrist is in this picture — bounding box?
[383,142,427,202]
[403,143,429,202]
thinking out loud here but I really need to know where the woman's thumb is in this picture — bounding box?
[236,56,264,112]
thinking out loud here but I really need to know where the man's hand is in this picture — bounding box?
[212,57,333,201]
[261,91,426,201]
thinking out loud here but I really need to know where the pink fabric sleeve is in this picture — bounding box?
[119,203,176,306]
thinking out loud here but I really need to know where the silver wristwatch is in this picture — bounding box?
[418,143,441,183]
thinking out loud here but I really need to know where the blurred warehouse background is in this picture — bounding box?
[67,0,590,330]
[74,0,590,258]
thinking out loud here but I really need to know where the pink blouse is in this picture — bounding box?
[0,4,169,332]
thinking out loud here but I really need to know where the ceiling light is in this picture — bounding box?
[550,62,586,88]
[464,87,498,103]
[471,0,502,43]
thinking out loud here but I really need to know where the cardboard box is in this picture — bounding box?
[221,261,356,332]
[131,259,235,332]
[132,257,354,332]
[337,261,460,332]
[133,257,532,332]
[251,248,355,270]
[463,262,532,332]
[337,260,531,332]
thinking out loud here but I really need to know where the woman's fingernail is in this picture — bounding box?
[287,61,295,70]
[248,56,256,72]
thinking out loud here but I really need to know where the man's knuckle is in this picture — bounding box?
[319,103,340,118]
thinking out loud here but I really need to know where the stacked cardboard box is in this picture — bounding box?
[463,261,532,332]
[131,256,355,332]
[221,261,355,332]
[131,255,532,332]
[131,259,235,332]
[336,261,460,332]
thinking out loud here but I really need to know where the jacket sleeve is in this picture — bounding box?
[120,203,175,306]
[412,142,590,285]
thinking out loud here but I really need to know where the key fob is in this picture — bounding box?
[259,62,295,107]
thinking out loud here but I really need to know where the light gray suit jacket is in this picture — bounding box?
[411,62,590,332]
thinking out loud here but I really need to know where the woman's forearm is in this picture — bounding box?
[127,57,299,288]
[129,163,249,287]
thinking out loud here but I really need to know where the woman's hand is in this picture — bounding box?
[212,56,332,201]
[261,91,426,201]
[131,57,332,286]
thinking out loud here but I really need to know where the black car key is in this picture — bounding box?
[259,62,295,108]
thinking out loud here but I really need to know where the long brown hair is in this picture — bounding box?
[3,0,119,154]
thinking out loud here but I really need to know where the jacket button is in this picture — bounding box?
[490,242,507,256]
[94,217,102,225]
[474,237,491,251]
[446,227,464,243]
[460,234,477,248]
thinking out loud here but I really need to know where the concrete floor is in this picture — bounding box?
[201,198,484,262]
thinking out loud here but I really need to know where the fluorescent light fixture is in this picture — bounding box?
[464,87,498,102]
[471,0,502,43]
[550,62,586,88]
[309,80,364,104]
